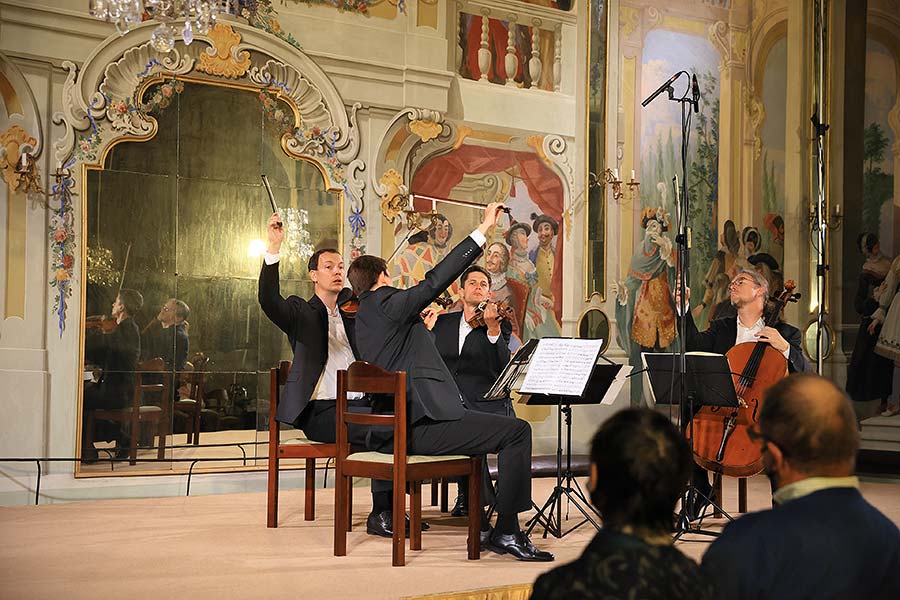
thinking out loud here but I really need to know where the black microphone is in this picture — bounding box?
[691,74,700,114]
[641,71,683,107]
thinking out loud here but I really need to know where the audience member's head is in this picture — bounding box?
[589,408,692,538]
[758,374,859,491]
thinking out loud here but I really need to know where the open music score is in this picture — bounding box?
[520,338,605,397]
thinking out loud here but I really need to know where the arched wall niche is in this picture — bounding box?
[53,18,368,475]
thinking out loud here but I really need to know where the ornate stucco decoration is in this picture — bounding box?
[196,22,252,78]
[379,168,406,223]
[51,18,367,334]
[409,118,443,143]
[0,125,38,188]
[743,83,766,160]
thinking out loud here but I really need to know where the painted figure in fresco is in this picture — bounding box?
[741,226,762,260]
[529,213,559,307]
[485,242,527,341]
[391,213,453,290]
[871,251,900,417]
[847,233,893,413]
[505,220,537,285]
[764,213,785,264]
[721,220,742,278]
[614,207,677,405]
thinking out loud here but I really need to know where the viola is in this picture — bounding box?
[688,281,800,478]
[466,299,514,329]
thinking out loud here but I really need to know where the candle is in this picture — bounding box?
[19,152,28,168]
[612,168,619,180]
[833,204,842,217]
[630,169,636,181]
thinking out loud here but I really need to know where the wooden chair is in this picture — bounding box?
[85,357,170,466]
[713,475,749,516]
[333,361,482,567]
[174,353,208,445]
[267,360,347,526]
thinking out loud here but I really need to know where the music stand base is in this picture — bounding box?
[671,482,734,542]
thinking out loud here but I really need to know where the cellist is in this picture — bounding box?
[674,268,808,517]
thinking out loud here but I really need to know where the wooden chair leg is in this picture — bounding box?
[440,478,449,513]
[430,479,439,506]
[192,408,201,445]
[304,458,316,521]
[738,477,748,513]
[267,448,279,528]
[392,476,406,567]
[713,475,723,518]
[129,419,139,466]
[334,472,348,557]
[347,478,353,531]
[468,458,482,560]
[410,481,422,551]
[83,414,96,460]
[157,419,167,460]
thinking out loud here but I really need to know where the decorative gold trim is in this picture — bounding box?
[453,124,473,149]
[196,23,251,79]
[379,168,405,223]
[576,307,611,355]
[524,135,550,166]
[801,317,835,362]
[408,118,443,143]
[0,125,37,188]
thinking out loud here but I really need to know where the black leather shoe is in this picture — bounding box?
[451,495,468,517]
[486,530,554,562]
[366,510,430,538]
[480,527,492,550]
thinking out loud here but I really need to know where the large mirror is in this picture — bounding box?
[585,0,609,299]
[78,79,341,475]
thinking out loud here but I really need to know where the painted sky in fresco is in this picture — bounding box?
[639,29,720,155]
[866,39,897,174]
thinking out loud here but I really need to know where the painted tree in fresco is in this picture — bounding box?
[863,122,894,235]
[687,71,720,302]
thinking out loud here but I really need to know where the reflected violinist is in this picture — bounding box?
[82,288,143,461]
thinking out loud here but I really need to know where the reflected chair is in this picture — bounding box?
[85,357,170,466]
[174,352,208,445]
[267,360,346,526]
[333,361,481,567]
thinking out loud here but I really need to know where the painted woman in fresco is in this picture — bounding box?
[615,207,677,404]
[847,233,893,413]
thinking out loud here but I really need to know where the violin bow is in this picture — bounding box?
[261,174,283,226]
[117,243,132,296]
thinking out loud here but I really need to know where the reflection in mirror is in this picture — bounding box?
[585,0,608,299]
[802,318,834,362]
[79,80,340,475]
[577,307,611,355]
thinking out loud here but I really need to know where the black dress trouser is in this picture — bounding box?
[405,410,533,515]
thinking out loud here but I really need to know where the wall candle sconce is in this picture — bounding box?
[590,168,640,204]
[809,202,842,230]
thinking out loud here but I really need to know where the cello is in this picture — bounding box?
[688,281,800,478]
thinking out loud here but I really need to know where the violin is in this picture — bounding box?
[688,281,801,477]
[339,298,359,318]
[85,315,118,333]
[466,299,514,329]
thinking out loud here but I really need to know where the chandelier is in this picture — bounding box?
[88,1,227,52]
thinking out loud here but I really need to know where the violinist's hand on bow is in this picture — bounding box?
[756,326,789,353]
[672,276,690,313]
[477,202,507,237]
[421,307,438,331]
[483,302,501,335]
[266,212,284,255]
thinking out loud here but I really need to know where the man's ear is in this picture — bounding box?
[309,270,319,284]
[766,440,785,469]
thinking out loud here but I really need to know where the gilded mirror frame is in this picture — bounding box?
[75,75,344,477]
[576,306,611,355]
[585,0,610,301]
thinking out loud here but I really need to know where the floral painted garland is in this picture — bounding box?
[49,169,76,337]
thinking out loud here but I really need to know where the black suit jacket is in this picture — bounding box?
[432,311,512,411]
[356,236,483,424]
[683,313,809,374]
[258,260,358,425]
[84,316,141,407]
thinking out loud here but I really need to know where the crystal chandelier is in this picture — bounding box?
[88,1,226,52]
[280,208,316,265]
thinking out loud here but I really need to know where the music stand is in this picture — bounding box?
[643,352,739,539]
[494,338,626,538]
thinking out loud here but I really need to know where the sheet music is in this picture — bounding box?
[520,338,604,396]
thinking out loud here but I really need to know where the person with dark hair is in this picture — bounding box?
[426,264,513,516]
[349,202,553,562]
[258,213,402,539]
[846,233,892,412]
[701,374,900,599]
[528,213,558,306]
[82,288,144,461]
[392,213,453,290]
[675,268,808,518]
[143,298,190,371]
[531,408,712,600]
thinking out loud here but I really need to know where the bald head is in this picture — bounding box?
[760,374,859,476]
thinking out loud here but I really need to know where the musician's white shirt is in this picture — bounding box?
[736,316,791,360]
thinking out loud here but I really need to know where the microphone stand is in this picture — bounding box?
[643,71,721,539]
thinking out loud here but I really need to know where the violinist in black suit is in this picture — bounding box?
[258,213,400,538]
[82,288,143,461]
[348,202,553,562]
[675,268,808,517]
[425,265,513,516]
